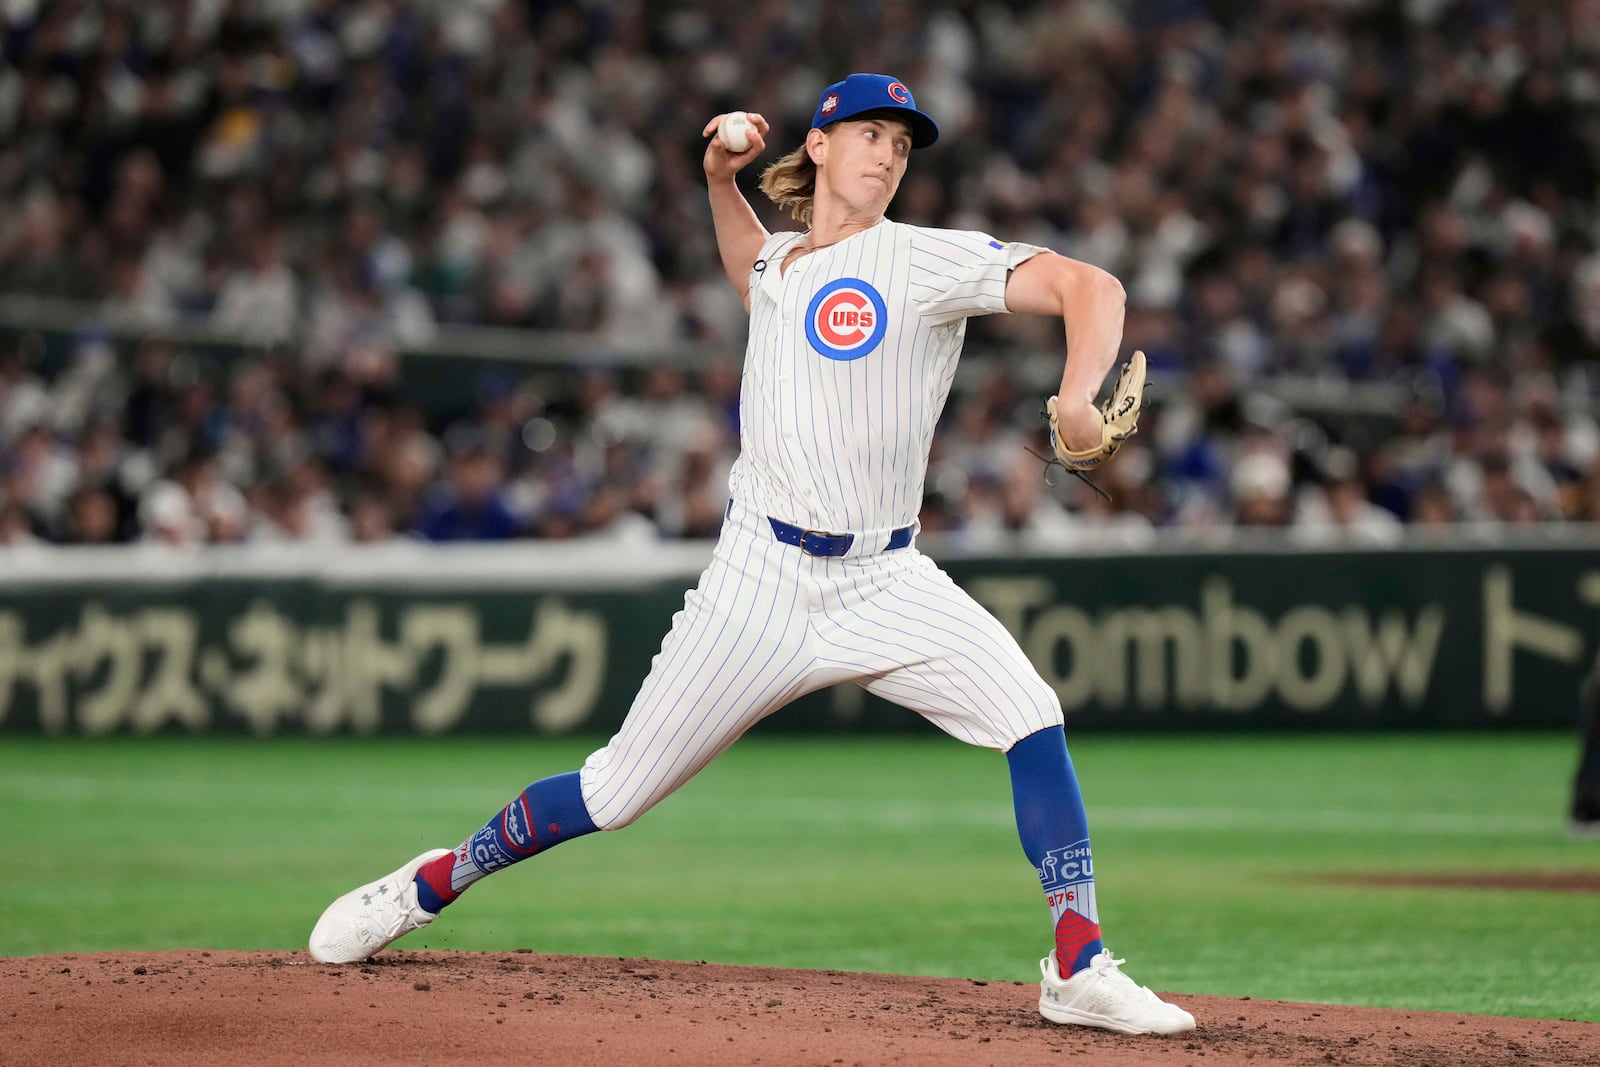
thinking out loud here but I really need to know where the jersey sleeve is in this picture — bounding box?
[908,228,1051,327]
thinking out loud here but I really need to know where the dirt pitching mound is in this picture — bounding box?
[3,950,1596,1066]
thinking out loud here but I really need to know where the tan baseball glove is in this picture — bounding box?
[1046,350,1146,471]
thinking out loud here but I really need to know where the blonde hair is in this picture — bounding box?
[759,143,818,225]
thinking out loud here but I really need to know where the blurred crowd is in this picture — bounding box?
[1,0,1599,548]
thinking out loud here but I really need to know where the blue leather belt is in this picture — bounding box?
[766,517,914,557]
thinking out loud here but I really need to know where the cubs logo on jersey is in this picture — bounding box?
[805,277,888,361]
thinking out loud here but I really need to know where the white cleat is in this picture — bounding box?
[308,848,452,964]
[1038,949,1197,1035]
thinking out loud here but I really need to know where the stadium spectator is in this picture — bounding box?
[413,430,523,542]
[0,0,1594,544]
[1292,447,1405,546]
[59,483,124,544]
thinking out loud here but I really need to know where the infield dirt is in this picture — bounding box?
[3,950,1596,1066]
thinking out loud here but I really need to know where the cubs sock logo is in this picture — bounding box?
[1038,839,1098,928]
[1037,840,1093,890]
[468,823,515,876]
[806,278,887,360]
[465,794,542,878]
[500,794,540,857]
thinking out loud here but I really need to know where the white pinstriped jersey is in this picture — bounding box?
[728,220,1048,533]
[578,218,1065,831]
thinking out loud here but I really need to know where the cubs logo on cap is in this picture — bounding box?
[806,278,888,361]
[811,73,939,149]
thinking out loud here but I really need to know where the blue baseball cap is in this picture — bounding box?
[812,73,939,149]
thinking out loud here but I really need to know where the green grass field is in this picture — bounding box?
[3,731,1596,1022]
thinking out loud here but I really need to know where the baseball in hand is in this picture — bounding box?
[719,111,752,153]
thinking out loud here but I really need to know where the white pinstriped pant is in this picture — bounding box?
[579,501,1063,829]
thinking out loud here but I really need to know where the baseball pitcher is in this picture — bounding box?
[309,72,1192,1036]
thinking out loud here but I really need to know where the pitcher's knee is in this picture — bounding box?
[590,798,647,831]
[578,745,661,831]
[1015,678,1065,739]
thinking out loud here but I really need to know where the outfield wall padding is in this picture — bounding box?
[1,540,1596,734]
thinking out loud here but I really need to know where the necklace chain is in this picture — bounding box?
[795,233,848,255]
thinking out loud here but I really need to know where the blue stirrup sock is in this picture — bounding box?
[1007,725,1105,975]
[413,771,598,914]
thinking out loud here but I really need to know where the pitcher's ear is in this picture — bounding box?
[805,127,827,166]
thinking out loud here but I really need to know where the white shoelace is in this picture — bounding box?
[377,909,410,940]
[1087,951,1162,1001]
[370,886,424,941]
[1089,951,1129,977]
